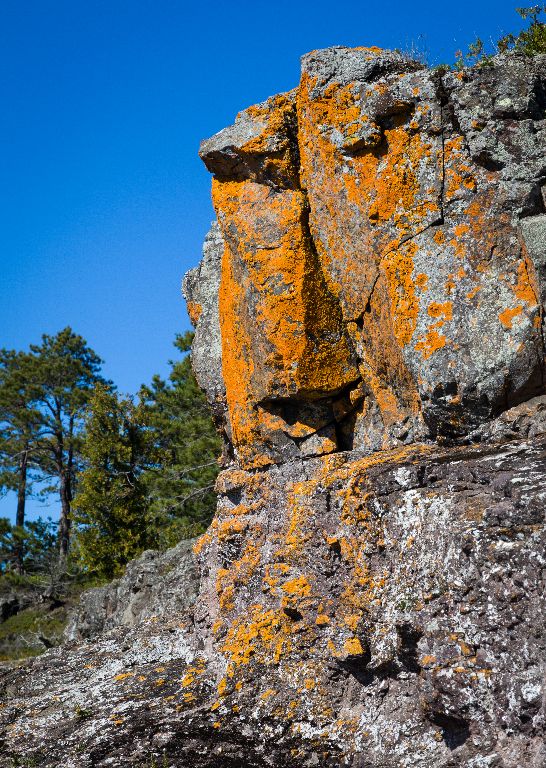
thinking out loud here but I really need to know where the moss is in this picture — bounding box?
[0,605,68,662]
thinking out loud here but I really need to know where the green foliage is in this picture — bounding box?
[0,605,67,661]
[455,5,546,68]
[0,328,107,566]
[139,332,221,547]
[73,385,156,578]
[1,328,219,581]
[513,5,546,52]
[74,704,93,720]
[0,517,57,574]
[72,333,220,576]
[0,349,44,569]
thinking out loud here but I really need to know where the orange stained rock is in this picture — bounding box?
[114,672,133,682]
[221,604,292,667]
[180,658,207,688]
[344,637,365,656]
[297,72,441,311]
[380,241,421,347]
[242,92,299,188]
[514,255,539,306]
[499,306,523,330]
[427,301,453,321]
[215,537,262,612]
[281,575,312,598]
[216,224,265,468]
[414,327,447,359]
[415,272,428,290]
[496,252,539,331]
[213,177,358,466]
[347,276,423,437]
[186,300,202,325]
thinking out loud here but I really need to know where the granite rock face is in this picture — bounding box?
[1,47,546,768]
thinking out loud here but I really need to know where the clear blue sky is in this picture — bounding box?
[0,0,528,521]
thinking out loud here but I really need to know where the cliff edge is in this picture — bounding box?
[1,47,545,768]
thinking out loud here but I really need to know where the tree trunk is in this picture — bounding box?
[16,448,28,528]
[58,471,72,564]
[15,447,28,573]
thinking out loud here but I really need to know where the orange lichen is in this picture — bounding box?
[193,531,212,556]
[514,256,539,305]
[186,300,202,326]
[281,575,312,598]
[415,272,428,290]
[344,637,364,656]
[180,658,207,688]
[221,604,292,668]
[499,306,522,329]
[427,301,453,321]
[295,70,442,442]
[114,672,133,682]
[415,328,447,358]
[216,537,262,612]
[315,614,330,626]
[381,241,420,347]
[214,176,358,467]
[241,92,299,187]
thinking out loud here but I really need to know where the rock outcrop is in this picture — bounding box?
[65,539,199,642]
[1,47,546,768]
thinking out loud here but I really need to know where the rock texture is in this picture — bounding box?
[2,47,546,767]
[65,539,199,642]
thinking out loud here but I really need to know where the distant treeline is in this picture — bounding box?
[0,328,220,581]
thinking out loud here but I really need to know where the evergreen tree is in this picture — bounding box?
[0,517,57,574]
[26,328,108,562]
[139,332,221,545]
[0,350,43,571]
[72,385,155,578]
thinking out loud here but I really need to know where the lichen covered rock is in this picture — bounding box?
[195,47,546,465]
[1,47,546,768]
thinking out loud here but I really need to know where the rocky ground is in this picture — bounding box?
[1,46,545,767]
[0,577,70,662]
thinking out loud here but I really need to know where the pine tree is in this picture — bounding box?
[0,350,43,571]
[26,328,108,562]
[0,516,57,574]
[139,332,221,546]
[72,385,155,578]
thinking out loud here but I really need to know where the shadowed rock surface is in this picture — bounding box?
[1,47,545,767]
[64,539,199,642]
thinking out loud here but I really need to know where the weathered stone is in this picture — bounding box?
[65,539,200,642]
[193,47,546,468]
[1,47,546,768]
[183,222,227,434]
[1,438,545,766]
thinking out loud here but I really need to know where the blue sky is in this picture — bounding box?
[0,0,529,521]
